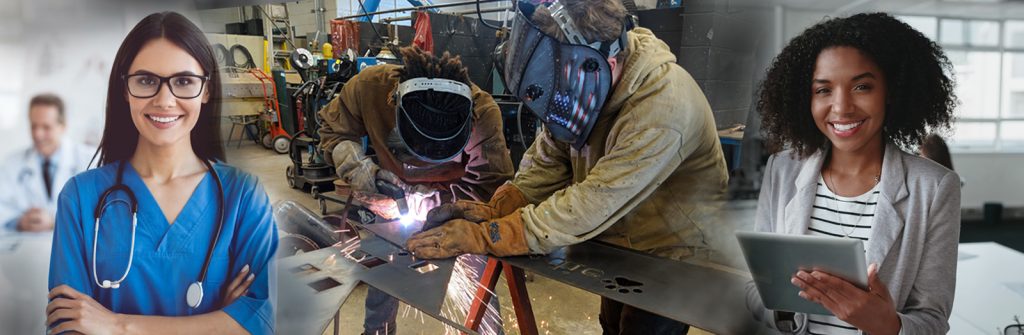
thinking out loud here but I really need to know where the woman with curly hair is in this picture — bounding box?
[747,13,961,334]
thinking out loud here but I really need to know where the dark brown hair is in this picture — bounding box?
[97,11,223,166]
[530,0,630,61]
[28,93,65,124]
[921,133,954,170]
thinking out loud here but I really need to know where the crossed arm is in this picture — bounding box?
[46,266,256,335]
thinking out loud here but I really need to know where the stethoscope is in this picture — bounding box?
[92,159,225,309]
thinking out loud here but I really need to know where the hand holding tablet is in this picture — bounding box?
[736,231,868,315]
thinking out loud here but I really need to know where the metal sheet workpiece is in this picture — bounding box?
[276,246,359,335]
[503,243,763,334]
[275,202,475,334]
[363,220,764,334]
[277,203,761,334]
[349,220,476,334]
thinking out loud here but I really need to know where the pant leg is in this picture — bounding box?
[599,297,625,335]
[618,303,689,335]
[600,297,689,335]
[363,286,399,335]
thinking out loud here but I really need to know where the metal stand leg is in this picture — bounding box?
[228,121,239,148]
[333,309,340,335]
[465,258,538,335]
[503,262,538,334]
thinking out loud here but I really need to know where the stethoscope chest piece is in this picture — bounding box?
[186,282,203,309]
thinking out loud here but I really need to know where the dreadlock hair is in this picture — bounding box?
[393,46,474,160]
[397,46,471,85]
[757,13,956,158]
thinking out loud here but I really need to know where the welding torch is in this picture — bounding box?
[375,179,409,217]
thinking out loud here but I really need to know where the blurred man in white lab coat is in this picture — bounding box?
[0,93,94,232]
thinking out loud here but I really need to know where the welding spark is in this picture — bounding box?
[399,214,415,226]
[322,254,337,267]
[431,255,504,335]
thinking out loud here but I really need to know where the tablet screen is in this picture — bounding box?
[737,231,868,315]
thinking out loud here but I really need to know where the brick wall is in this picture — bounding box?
[637,0,765,127]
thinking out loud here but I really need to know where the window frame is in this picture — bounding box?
[899,15,1024,153]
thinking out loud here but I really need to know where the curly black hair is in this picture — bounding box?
[757,12,957,158]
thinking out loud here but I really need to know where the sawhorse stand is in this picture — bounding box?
[465,258,539,335]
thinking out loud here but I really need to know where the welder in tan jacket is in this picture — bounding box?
[406,0,729,333]
[319,47,514,217]
[318,46,513,335]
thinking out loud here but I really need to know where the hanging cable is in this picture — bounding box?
[476,0,501,30]
[230,44,257,69]
[355,0,404,64]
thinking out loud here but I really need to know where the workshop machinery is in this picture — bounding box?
[248,68,292,154]
[283,47,358,196]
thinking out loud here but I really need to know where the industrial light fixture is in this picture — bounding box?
[376,46,397,59]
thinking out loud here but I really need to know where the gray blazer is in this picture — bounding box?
[746,142,961,334]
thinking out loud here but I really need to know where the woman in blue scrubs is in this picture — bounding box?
[46,12,277,334]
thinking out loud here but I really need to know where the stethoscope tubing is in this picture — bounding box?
[91,160,225,309]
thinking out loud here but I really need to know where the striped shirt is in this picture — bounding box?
[805,174,879,335]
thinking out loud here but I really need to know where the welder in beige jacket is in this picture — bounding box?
[319,47,514,218]
[318,46,513,335]
[407,0,729,333]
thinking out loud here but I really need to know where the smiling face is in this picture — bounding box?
[126,38,209,149]
[811,46,887,155]
[29,104,65,157]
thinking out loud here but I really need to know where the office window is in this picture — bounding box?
[951,122,998,149]
[1006,21,1024,48]
[901,16,1024,152]
[899,16,937,40]
[950,51,1001,120]
[941,19,999,47]
[1002,121,1024,147]
[1005,54,1024,119]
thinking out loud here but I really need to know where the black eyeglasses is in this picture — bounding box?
[123,73,209,99]
[1005,315,1024,335]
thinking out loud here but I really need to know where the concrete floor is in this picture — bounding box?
[226,141,712,335]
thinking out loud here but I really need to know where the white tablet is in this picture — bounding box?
[736,231,868,316]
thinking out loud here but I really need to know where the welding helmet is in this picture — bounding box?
[499,0,631,149]
[389,77,474,165]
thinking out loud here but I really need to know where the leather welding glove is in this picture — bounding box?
[332,140,380,194]
[333,139,405,219]
[424,183,528,229]
[406,211,530,259]
[355,168,420,220]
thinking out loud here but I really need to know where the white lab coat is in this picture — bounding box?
[0,141,95,230]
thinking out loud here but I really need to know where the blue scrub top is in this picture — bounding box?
[48,161,278,335]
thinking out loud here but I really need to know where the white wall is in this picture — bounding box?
[953,153,1024,208]
[781,8,832,44]
[198,7,244,34]
[0,0,29,156]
